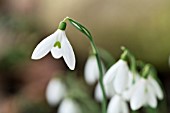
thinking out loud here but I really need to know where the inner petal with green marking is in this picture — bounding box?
[54,41,61,49]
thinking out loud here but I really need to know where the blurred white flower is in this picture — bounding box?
[31,29,75,70]
[103,59,129,94]
[84,55,105,85]
[58,98,82,113]
[46,78,67,106]
[130,76,163,110]
[107,95,129,113]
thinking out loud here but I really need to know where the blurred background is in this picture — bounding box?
[0,0,169,113]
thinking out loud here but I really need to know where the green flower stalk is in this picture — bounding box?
[64,17,107,113]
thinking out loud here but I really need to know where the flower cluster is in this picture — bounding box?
[84,49,164,113]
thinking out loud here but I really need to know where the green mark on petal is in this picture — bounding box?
[54,41,61,48]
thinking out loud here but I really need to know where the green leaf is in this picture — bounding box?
[98,47,115,69]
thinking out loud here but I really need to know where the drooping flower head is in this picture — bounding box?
[46,78,67,106]
[31,21,76,70]
[84,55,105,85]
[130,76,164,110]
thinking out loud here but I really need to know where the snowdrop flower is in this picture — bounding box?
[130,76,163,110]
[94,82,115,102]
[103,59,129,94]
[31,22,76,70]
[84,55,105,85]
[107,95,129,113]
[58,98,82,113]
[46,78,67,106]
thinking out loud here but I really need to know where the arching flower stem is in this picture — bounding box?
[65,17,107,113]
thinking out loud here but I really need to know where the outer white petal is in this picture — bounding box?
[103,60,121,85]
[46,79,67,106]
[107,95,122,113]
[113,60,129,94]
[58,98,82,113]
[104,81,115,98]
[148,76,164,100]
[31,33,56,59]
[94,83,103,102]
[130,78,147,110]
[146,83,157,108]
[61,31,75,70]
[121,99,129,113]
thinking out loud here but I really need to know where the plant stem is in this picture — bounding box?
[66,17,107,113]
[90,39,107,113]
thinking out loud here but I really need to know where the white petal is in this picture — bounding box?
[46,79,67,106]
[130,78,146,110]
[58,98,82,113]
[113,60,129,94]
[51,47,62,59]
[148,76,164,100]
[104,81,115,98]
[103,60,120,85]
[127,71,134,88]
[84,56,99,85]
[31,33,56,59]
[94,83,103,102]
[146,83,157,108]
[121,99,129,113]
[107,95,122,113]
[61,32,75,70]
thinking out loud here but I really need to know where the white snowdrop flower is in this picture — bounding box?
[122,71,141,101]
[107,95,129,113]
[94,82,115,102]
[84,55,105,85]
[130,77,160,110]
[46,78,67,107]
[103,59,129,94]
[58,98,82,113]
[31,22,76,70]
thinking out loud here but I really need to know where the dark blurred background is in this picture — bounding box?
[0,0,169,113]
